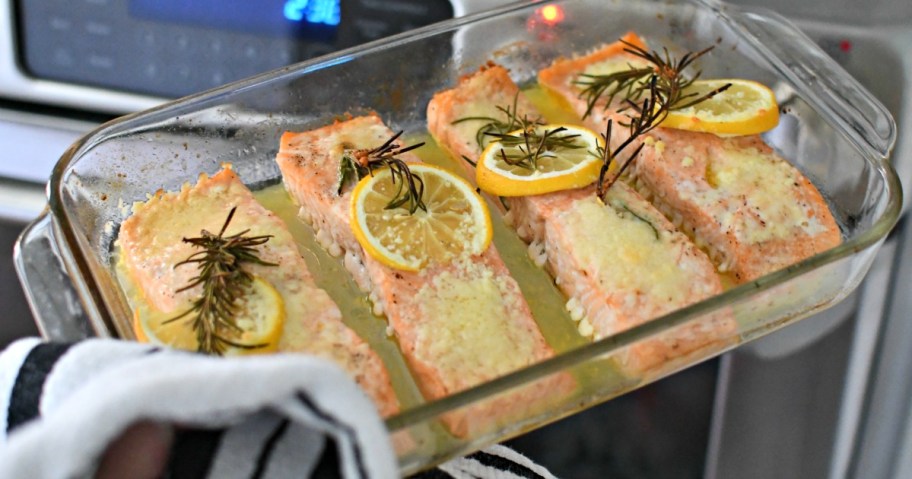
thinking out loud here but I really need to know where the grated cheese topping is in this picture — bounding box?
[413,260,536,387]
[675,145,825,244]
[560,194,693,306]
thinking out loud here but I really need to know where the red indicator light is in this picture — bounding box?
[839,40,852,52]
[538,5,565,25]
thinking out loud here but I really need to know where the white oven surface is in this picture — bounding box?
[0,110,93,221]
[0,118,84,184]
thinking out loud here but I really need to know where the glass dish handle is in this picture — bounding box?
[13,213,94,342]
[720,4,896,159]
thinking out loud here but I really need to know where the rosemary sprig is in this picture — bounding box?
[574,40,731,119]
[336,131,427,214]
[587,41,732,197]
[452,93,544,148]
[593,76,662,197]
[487,126,584,171]
[166,207,277,356]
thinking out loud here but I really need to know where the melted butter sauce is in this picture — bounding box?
[522,84,585,126]
[254,186,430,410]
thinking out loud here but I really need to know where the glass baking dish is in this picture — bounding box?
[15,0,901,473]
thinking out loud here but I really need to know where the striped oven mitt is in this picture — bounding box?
[0,338,557,479]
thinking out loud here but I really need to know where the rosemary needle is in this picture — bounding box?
[486,126,584,171]
[452,92,544,148]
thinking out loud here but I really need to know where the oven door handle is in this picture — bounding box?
[13,212,93,342]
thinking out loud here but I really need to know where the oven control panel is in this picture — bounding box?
[14,0,454,99]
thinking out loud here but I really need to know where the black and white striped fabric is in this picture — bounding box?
[411,446,558,479]
[0,338,558,479]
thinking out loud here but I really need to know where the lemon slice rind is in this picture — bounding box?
[661,79,780,136]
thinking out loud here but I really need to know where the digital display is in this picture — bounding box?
[130,0,341,38]
[20,0,454,99]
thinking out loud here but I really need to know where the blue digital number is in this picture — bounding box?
[284,0,307,21]
[284,0,341,26]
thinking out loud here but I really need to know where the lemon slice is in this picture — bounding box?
[476,124,603,197]
[135,275,285,355]
[661,79,779,135]
[351,163,492,271]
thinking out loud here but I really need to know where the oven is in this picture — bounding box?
[2,1,910,477]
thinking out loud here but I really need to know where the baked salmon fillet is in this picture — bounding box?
[539,33,842,283]
[428,64,732,374]
[276,114,570,436]
[117,168,399,417]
